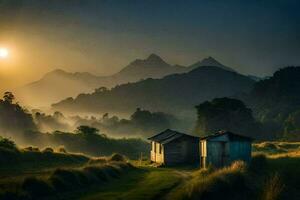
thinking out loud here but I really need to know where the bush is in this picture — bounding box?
[176,162,249,200]
[23,146,40,152]
[88,157,107,165]
[109,153,126,162]
[83,166,108,182]
[57,146,67,153]
[42,147,54,153]
[22,177,53,197]
[230,160,247,172]
[0,137,17,150]
[50,168,84,190]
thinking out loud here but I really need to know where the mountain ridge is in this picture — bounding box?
[52,66,255,116]
[15,54,240,107]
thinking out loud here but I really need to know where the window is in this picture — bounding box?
[159,144,162,154]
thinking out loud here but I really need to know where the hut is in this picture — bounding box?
[199,131,252,168]
[148,129,199,166]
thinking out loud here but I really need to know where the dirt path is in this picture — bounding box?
[79,167,193,200]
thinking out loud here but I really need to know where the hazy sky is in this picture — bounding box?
[0,0,300,91]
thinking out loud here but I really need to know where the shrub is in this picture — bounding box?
[22,177,53,197]
[230,160,247,172]
[57,146,67,153]
[261,142,277,150]
[83,166,108,182]
[88,157,107,165]
[50,168,83,190]
[0,137,17,150]
[109,153,126,162]
[177,162,249,200]
[50,162,132,192]
[23,146,40,152]
[100,165,121,178]
[262,173,284,200]
[42,147,54,153]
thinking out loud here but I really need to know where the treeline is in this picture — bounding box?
[195,67,300,140]
[33,108,180,138]
[0,93,149,158]
[0,92,36,136]
[24,126,149,159]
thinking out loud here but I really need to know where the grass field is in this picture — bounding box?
[79,167,185,200]
[1,140,300,200]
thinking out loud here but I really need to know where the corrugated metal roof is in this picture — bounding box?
[200,130,253,141]
[148,129,198,144]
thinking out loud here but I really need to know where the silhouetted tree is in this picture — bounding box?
[284,110,300,139]
[0,92,36,135]
[76,125,99,135]
[195,97,259,138]
[3,91,14,104]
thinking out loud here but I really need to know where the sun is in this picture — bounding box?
[0,48,9,59]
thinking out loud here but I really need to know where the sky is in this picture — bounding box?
[0,0,300,92]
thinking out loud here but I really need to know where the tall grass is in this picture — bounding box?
[172,161,250,200]
[261,173,284,200]
[0,161,135,200]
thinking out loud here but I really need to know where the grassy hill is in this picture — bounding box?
[1,136,300,200]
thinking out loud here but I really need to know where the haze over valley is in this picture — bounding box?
[1,1,300,200]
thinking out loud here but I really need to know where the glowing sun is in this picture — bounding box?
[0,48,9,59]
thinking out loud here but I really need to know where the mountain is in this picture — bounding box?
[15,54,186,107]
[245,67,300,123]
[15,69,107,107]
[52,66,255,116]
[112,54,186,81]
[16,54,242,107]
[237,66,300,139]
[188,56,236,72]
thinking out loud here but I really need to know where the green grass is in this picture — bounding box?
[2,138,300,200]
[80,167,184,200]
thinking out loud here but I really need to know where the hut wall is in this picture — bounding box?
[150,141,164,163]
[229,141,252,163]
[205,141,230,168]
[164,137,199,165]
[155,142,164,163]
[201,140,252,168]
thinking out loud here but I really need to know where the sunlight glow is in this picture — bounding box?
[0,48,9,59]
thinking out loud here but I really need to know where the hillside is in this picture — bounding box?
[243,66,300,138]
[15,55,239,107]
[52,66,255,115]
[15,54,186,107]
[248,67,300,120]
[187,56,236,72]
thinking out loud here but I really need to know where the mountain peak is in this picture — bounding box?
[45,69,69,77]
[146,53,164,62]
[199,56,224,67]
[189,56,236,72]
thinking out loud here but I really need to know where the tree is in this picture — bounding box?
[3,91,14,104]
[76,125,99,135]
[130,108,175,133]
[0,92,36,134]
[195,97,259,138]
[284,110,300,139]
[95,87,108,93]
